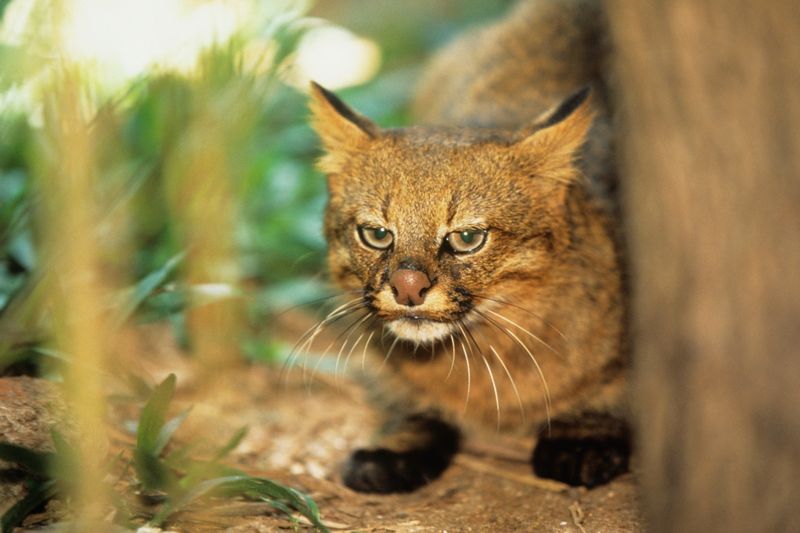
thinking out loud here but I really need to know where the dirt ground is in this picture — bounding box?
[179,369,643,532]
[1,321,643,532]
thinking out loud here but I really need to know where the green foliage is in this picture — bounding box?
[0,441,57,533]
[0,479,57,533]
[0,0,510,370]
[130,374,328,530]
[0,374,328,531]
[0,5,327,369]
[0,442,54,476]
[133,373,182,491]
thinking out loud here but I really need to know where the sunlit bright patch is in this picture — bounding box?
[60,0,245,79]
[0,0,35,45]
[0,0,305,92]
[286,21,381,90]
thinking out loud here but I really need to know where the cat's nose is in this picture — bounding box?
[390,269,431,307]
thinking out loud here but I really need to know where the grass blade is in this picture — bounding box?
[154,407,192,456]
[212,426,248,462]
[0,443,52,477]
[214,476,328,532]
[134,373,178,491]
[115,252,185,325]
[136,373,176,454]
[1,479,57,533]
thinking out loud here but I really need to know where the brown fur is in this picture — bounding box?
[309,0,627,491]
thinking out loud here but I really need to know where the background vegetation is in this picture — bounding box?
[0,0,510,529]
[0,0,510,367]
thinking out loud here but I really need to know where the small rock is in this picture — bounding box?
[0,376,67,515]
[0,376,66,454]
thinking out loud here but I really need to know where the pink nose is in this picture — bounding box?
[390,269,431,307]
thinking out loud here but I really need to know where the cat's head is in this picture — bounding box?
[309,82,594,345]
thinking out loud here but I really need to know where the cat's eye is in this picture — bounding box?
[446,229,487,254]
[358,226,394,250]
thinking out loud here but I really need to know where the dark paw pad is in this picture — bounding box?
[342,447,451,493]
[532,436,630,487]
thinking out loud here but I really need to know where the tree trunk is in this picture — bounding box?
[606,2,800,532]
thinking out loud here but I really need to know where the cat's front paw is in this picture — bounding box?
[342,447,451,493]
[532,436,630,488]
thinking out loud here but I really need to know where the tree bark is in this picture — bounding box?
[606,2,800,531]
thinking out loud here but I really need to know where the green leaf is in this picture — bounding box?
[1,479,57,533]
[133,448,175,493]
[154,408,191,456]
[214,476,328,532]
[49,430,74,459]
[0,443,53,477]
[212,426,248,462]
[163,442,197,472]
[0,1,12,21]
[149,475,238,526]
[49,430,78,479]
[151,474,328,531]
[136,374,177,454]
[134,374,179,492]
[116,252,185,325]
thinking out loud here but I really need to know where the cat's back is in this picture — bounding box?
[413,0,612,187]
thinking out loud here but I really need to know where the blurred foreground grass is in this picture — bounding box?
[0,0,508,529]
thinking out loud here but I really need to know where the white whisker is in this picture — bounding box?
[461,323,502,429]
[479,351,501,430]
[505,327,552,430]
[343,332,364,374]
[489,344,526,424]
[456,324,472,413]
[306,337,337,391]
[379,336,401,371]
[485,308,562,358]
[297,300,363,381]
[446,333,456,380]
[302,298,365,350]
[280,292,368,386]
[293,297,366,381]
[361,330,376,371]
[474,294,567,341]
[336,312,373,379]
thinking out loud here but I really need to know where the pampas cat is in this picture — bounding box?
[309,0,628,493]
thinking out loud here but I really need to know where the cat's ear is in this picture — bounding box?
[513,86,594,181]
[309,81,377,157]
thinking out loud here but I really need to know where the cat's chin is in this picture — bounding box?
[386,318,455,345]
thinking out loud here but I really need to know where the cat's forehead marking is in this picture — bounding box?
[356,206,390,228]
[446,190,459,226]
[451,216,486,229]
[380,194,390,221]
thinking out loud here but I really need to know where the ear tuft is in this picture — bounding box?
[514,86,596,182]
[309,81,377,158]
[538,85,592,129]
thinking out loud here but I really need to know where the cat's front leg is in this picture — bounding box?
[342,412,461,493]
[531,416,631,487]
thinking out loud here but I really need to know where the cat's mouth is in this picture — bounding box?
[385,316,457,344]
[368,285,471,344]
